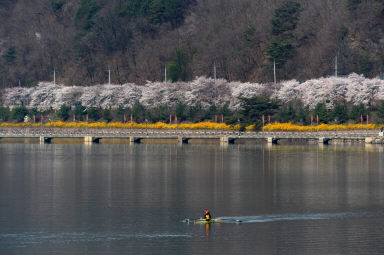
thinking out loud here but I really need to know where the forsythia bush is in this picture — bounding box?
[0,121,238,130]
[0,121,382,131]
[263,122,380,131]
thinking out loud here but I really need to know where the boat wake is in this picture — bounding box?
[205,212,384,224]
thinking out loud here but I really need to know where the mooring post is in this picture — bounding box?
[84,136,93,144]
[130,136,137,144]
[39,136,51,144]
[220,136,229,145]
[318,137,330,145]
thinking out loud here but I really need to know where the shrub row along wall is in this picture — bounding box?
[0,121,382,132]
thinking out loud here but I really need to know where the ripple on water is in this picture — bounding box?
[0,232,192,248]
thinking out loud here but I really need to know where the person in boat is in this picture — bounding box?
[204,210,212,221]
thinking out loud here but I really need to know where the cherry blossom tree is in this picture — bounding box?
[1,73,384,111]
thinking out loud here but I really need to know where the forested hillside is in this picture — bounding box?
[0,0,384,87]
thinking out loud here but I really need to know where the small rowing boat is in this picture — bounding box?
[192,218,223,224]
[183,218,242,224]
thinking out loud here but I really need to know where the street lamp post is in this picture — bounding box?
[145,118,148,135]
[238,118,240,136]
[335,118,337,137]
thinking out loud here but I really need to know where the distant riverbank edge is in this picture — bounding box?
[0,121,383,132]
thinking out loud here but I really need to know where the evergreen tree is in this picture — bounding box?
[2,46,16,65]
[313,102,330,123]
[346,0,362,11]
[349,103,367,122]
[167,47,190,82]
[75,0,100,31]
[377,101,384,121]
[218,104,233,123]
[277,105,296,122]
[116,105,126,121]
[102,108,112,122]
[51,0,65,11]
[146,107,159,122]
[74,105,87,120]
[175,103,186,121]
[56,105,71,121]
[239,95,280,128]
[296,107,309,124]
[0,105,9,121]
[187,105,201,122]
[332,103,349,123]
[202,105,217,121]
[158,104,170,122]
[87,107,100,121]
[267,39,295,66]
[271,1,302,36]
[267,1,302,66]
[132,102,146,122]
[11,106,28,122]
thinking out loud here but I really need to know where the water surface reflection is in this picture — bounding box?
[0,144,384,254]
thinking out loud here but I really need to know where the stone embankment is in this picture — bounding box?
[366,136,384,144]
[0,127,383,145]
[0,127,380,137]
[0,127,238,136]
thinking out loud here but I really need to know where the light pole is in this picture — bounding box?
[334,118,337,137]
[145,118,148,136]
[238,118,240,136]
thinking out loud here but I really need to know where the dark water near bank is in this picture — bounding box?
[1,144,384,255]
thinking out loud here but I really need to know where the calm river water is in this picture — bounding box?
[1,144,384,254]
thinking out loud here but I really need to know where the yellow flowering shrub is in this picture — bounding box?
[0,122,41,127]
[0,121,382,131]
[263,122,378,131]
[0,121,237,130]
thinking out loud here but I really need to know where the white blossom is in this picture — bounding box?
[1,74,384,110]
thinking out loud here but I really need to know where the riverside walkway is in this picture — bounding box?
[0,127,381,145]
